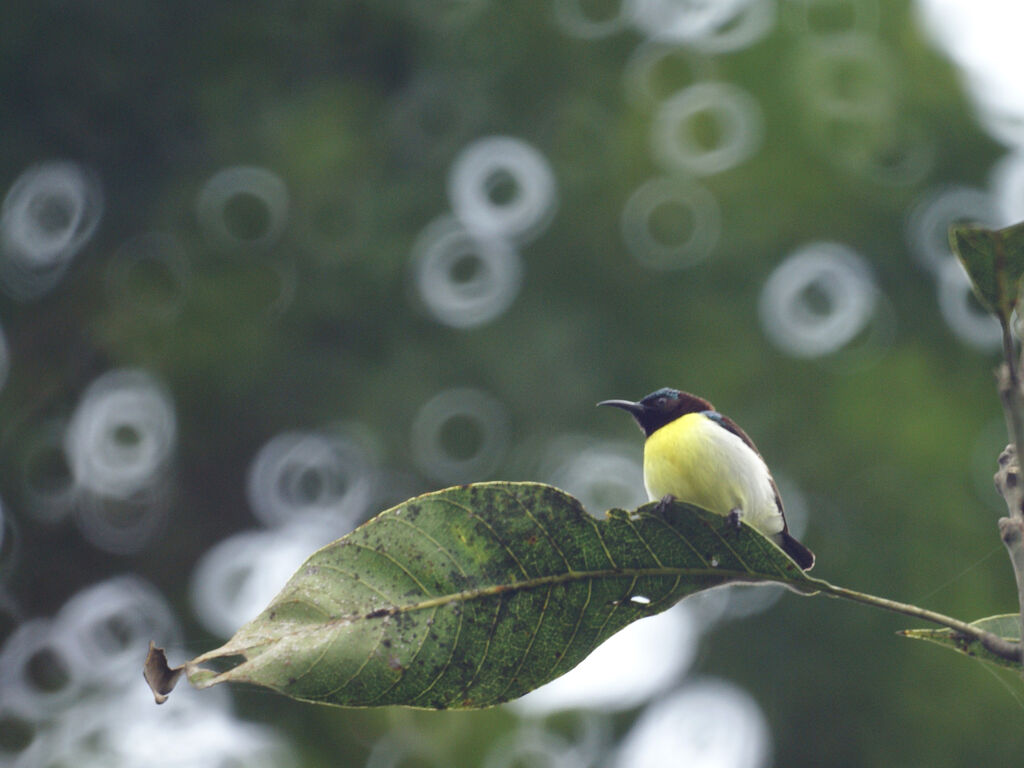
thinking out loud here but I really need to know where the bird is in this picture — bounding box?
[598,387,814,570]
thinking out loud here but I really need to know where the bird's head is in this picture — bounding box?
[597,388,714,437]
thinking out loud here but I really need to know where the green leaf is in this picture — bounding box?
[899,614,1022,671]
[949,220,1024,323]
[170,482,816,709]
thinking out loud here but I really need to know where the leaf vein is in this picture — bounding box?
[495,583,552,702]
[362,605,440,705]
[319,618,389,700]
[284,620,345,690]
[411,604,464,705]
[313,563,398,604]
[385,515,468,578]
[622,516,664,567]
[347,541,432,595]
[591,574,638,644]
[543,577,592,681]
[700,517,752,571]
[457,593,505,704]
[582,513,619,569]
[640,511,709,567]
[441,498,532,579]
[499,486,574,571]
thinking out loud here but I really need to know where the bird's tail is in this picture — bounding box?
[778,531,815,571]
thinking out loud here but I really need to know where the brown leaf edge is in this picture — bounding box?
[144,641,185,704]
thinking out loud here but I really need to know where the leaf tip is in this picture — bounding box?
[948,221,993,254]
[947,222,970,247]
[144,641,185,704]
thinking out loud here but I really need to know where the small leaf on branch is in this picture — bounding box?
[949,220,1024,323]
[899,614,1022,671]
[149,481,816,709]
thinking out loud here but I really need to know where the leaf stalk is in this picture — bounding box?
[810,578,1023,662]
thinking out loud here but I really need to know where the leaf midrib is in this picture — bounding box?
[198,564,793,677]
[319,564,795,626]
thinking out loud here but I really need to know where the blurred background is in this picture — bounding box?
[1,0,1023,765]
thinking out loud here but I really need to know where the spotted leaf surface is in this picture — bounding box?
[182,482,816,709]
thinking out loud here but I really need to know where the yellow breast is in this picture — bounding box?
[642,412,784,537]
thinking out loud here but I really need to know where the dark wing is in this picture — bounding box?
[701,410,815,570]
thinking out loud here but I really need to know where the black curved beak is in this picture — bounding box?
[596,399,644,416]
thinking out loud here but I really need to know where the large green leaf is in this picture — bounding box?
[899,614,1022,672]
[155,482,817,709]
[949,220,1024,323]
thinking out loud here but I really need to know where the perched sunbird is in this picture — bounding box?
[599,387,814,570]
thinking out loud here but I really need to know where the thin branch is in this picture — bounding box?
[995,315,1024,672]
[999,318,1024,486]
[810,578,1022,662]
[1001,516,1024,641]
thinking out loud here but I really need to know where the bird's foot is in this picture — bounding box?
[727,508,743,531]
[655,494,676,515]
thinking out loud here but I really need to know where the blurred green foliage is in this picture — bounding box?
[1,1,1022,766]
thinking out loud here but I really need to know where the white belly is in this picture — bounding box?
[643,412,785,538]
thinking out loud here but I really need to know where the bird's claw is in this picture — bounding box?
[656,494,676,515]
[728,508,743,531]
